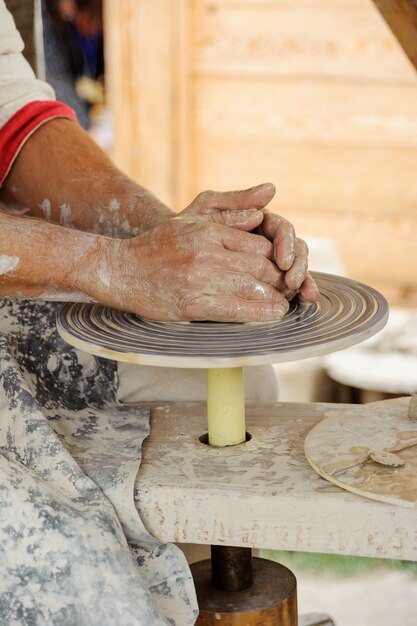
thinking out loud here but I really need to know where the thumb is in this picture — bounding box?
[176,207,264,231]
[216,208,264,231]
[180,183,276,230]
[193,182,276,214]
[205,183,275,230]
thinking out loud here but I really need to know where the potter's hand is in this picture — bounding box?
[95,218,290,322]
[255,210,319,303]
[178,184,273,231]
[178,183,319,303]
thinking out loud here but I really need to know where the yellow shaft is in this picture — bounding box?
[206,367,246,447]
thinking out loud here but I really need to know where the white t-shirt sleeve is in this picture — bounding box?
[0,0,55,128]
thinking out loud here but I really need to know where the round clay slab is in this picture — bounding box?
[305,397,417,508]
[56,272,388,368]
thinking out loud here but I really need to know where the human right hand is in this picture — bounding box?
[87,218,290,322]
[176,184,318,304]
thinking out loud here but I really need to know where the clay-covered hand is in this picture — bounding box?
[178,183,319,303]
[91,218,290,322]
[255,210,319,303]
[178,184,273,231]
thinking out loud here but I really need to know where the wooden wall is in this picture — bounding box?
[105,0,417,306]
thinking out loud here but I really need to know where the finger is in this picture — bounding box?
[298,272,320,303]
[205,270,289,304]
[280,287,298,301]
[207,249,286,289]
[284,238,309,290]
[257,212,297,270]
[179,208,265,231]
[214,208,264,231]
[191,183,276,214]
[215,224,275,261]
[184,295,289,323]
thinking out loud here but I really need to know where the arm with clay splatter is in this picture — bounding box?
[0,209,296,322]
[0,116,318,304]
[0,210,101,301]
[1,118,176,237]
[1,118,318,301]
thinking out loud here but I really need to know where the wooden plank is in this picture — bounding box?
[104,0,191,207]
[372,0,417,71]
[193,0,416,80]
[135,399,417,559]
[193,139,417,216]
[195,77,417,148]
[284,208,417,287]
[173,1,193,209]
[283,209,417,307]
[191,136,417,299]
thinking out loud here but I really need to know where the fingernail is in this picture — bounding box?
[273,302,288,318]
[253,284,270,298]
[238,209,261,216]
[310,288,320,303]
[294,271,305,288]
[248,182,274,194]
[230,209,263,225]
[283,252,295,267]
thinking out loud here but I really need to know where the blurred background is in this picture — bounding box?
[105,0,417,308]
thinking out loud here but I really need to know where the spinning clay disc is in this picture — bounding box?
[56,272,388,368]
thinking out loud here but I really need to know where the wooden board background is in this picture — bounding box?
[105,0,417,306]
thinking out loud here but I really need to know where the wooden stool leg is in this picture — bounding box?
[211,546,253,592]
[191,549,297,625]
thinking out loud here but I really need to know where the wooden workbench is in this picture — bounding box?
[134,398,416,561]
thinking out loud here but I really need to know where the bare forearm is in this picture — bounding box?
[2,119,175,236]
[0,212,104,300]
